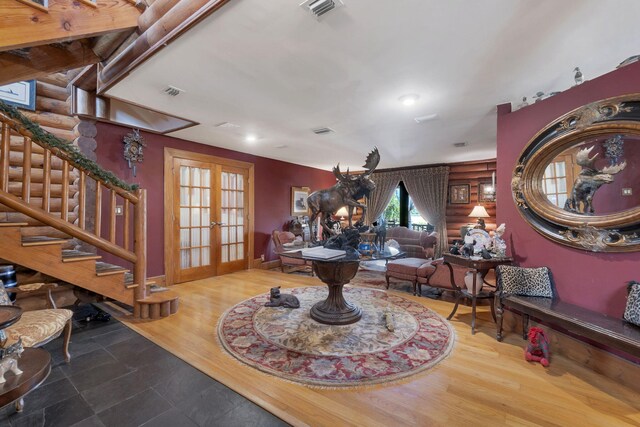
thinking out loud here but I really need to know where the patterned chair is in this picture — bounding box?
[272,231,313,276]
[1,282,73,362]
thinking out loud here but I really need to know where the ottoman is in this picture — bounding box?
[385,258,429,296]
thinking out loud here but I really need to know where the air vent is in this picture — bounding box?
[214,122,240,128]
[300,0,344,18]
[275,144,288,149]
[312,127,335,135]
[163,85,184,97]
[453,142,468,148]
[414,113,438,124]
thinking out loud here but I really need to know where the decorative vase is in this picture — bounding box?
[464,271,484,295]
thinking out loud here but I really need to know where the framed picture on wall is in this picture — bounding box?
[478,182,496,202]
[0,80,36,111]
[291,186,310,215]
[449,184,470,204]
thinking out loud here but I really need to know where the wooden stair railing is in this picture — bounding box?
[0,105,172,318]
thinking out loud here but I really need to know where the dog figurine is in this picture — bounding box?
[264,286,300,309]
[0,341,23,384]
[525,327,550,367]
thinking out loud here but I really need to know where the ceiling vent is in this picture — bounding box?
[453,142,468,148]
[414,113,438,124]
[163,85,184,97]
[214,122,240,128]
[312,127,335,135]
[300,0,344,18]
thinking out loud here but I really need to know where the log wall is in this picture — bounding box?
[446,159,497,245]
[1,71,94,246]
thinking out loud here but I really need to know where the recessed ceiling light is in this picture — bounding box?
[245,135,257,143]
[399,94,420,106]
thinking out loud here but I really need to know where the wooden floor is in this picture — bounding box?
[121,270,640,427]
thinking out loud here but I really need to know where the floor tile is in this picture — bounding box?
[92,328,136,348]
[69,415,105,427]
[58,349,117,376]
[176,382,246,426]
[66,361,134,392]
[8,410,43,427]
[8,378,77,417]
[42,395,93,427]
[41,367,65,387]
[140,407,198,427]
[152,363,214,405]
[215,400,289,427]
[96,388,170,427]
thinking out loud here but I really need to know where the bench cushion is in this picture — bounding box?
[624,281,640,327]
[5,309,72,348]
[497,265,553,298]
[387,258,426,275]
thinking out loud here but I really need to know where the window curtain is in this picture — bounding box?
[401,166,449,257]
[365,171,402,224]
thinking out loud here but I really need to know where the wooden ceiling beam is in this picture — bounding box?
[0,41,100,86]
[0,0,140,52]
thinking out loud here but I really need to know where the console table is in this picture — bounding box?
[443,254,513,335]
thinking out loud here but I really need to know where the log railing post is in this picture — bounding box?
[133,188,147,317]
[21,137,31,202]
[61,161,69,222]
[109,189,116,244]
[79,171,86,229]
[42,149,51,212]
[0,123,9,192]
[124,199,130,251]
[95,181,102,237]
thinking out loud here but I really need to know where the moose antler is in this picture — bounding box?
[362,147,380,177]
[575,146,598,169]
[601,161,626,175]
[332,164,351,182]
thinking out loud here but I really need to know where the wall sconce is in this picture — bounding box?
[468,205,490,230]
[123,129,146,177]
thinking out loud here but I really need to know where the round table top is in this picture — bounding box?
[0,306,22,330]
[0,348,51,408]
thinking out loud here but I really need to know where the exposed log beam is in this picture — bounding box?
[0,42,100,86]
[0,0,140,52]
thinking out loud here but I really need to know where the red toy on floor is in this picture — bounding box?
[525,327,550,367]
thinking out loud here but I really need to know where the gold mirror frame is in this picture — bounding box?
[512,94,640,252]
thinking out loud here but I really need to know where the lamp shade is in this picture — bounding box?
[335,207,349,218]
[468,205,490,218]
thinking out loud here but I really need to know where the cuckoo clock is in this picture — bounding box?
[123,129,146,177]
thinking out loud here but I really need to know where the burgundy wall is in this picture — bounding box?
[497,61,640,317]
[95,122,336,277]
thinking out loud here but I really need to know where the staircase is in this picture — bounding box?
[0,102,178,319]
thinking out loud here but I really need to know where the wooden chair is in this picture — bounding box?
[1,283,73,362]
[272,231,313,276]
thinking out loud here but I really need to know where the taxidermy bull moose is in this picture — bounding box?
[564,145,626,215]
[307,148,380,238]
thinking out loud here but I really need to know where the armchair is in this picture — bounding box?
[1,282,72,362]
[272,231,313,276]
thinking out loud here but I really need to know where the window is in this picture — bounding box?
[381,183,431,230]
[383,187,401,226]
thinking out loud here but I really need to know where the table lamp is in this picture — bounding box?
[335,206,349,220]
[468,205,490,230]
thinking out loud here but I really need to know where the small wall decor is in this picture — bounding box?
[291,186,310,216]
[449,184,470,204]
[479,182,496,202]
[0,81,35,111]
[123,129,146,177]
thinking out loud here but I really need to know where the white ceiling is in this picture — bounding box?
[107,0,640,171]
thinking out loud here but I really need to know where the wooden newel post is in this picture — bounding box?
[133,188,147,318]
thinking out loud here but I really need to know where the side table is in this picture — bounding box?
[0,348,51,412]
[443,254,513,335]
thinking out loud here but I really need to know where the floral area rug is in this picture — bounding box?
[217,286,455,388]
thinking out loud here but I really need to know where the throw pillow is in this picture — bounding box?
[623,281,640,327]
[497,265,553,298]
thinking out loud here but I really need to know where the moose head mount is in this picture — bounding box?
[307,148,380,239]
[564,145,626,215]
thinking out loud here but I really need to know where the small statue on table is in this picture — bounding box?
[462,233,475,258]
[492,223,507,257]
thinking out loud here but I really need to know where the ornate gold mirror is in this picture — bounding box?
[513,94,640,252]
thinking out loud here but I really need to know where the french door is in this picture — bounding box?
[165,149,254,284]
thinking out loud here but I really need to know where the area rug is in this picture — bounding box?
[217,286,455,388]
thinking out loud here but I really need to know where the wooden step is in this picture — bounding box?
[95,262,129,277]
[0,222,28,227]
[61,250,102,263]
[21,236,68,247]
[137,290,179,319]
[123,272,156,289]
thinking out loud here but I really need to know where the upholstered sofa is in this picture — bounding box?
[385,226,438,259]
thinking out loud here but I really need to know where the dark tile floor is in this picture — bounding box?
[0,311,288,427]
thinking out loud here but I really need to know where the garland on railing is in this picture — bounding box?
[0,99,139,192]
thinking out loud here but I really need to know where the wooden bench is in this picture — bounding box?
[496,295,640,358]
